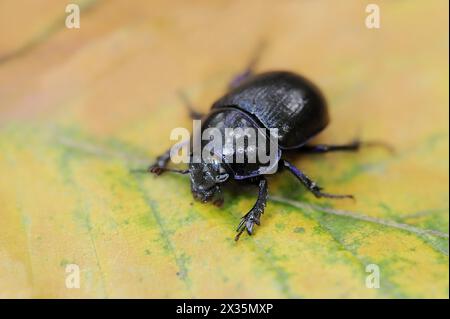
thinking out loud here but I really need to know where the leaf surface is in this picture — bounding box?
[0,0,448,298]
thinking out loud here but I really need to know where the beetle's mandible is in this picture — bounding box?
[148,52,378,241]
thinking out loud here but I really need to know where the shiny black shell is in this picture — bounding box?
[212,71,329,149]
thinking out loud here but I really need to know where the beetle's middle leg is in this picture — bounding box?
[300,140,361,153]
[300,140,394,154]
[235,177,268,241]
[282,159,353,199]
[177,91,205,120]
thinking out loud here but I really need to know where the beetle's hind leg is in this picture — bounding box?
[282,159,353,199]
[235,177,268,241]
[177,90,205,120]
[229,41,266,90]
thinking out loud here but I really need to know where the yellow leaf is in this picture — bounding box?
[0,0,448,298]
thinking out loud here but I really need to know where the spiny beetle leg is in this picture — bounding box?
[235,178,268,241]
[283,159,354,200]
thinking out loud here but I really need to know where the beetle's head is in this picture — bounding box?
[189,159,229,203]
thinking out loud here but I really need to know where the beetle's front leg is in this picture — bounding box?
[148,140,191,176]
[148,149,172,175]
[235,177,268,241]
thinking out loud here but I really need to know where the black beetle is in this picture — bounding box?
[149,58,374,241]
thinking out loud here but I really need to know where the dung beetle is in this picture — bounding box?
[149,54,380,241]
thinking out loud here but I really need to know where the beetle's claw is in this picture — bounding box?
[235,213,258,241]
[148,165,164,176]
[236,215,247,232]
[235,227,246,241]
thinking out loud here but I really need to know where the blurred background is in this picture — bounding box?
[0,0,448,298]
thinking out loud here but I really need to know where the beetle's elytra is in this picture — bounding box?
[149,60,364,241]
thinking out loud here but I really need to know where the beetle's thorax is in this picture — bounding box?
[198,108,281,180]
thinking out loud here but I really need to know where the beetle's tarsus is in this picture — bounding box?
[301,140,361,153]
[235,215,255,241]
[235,227,246,241]
[148,149,172,175]
[312,191,354,200]
[148,165,189,176]
[149,165,164,175]
[302,139,394,155]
